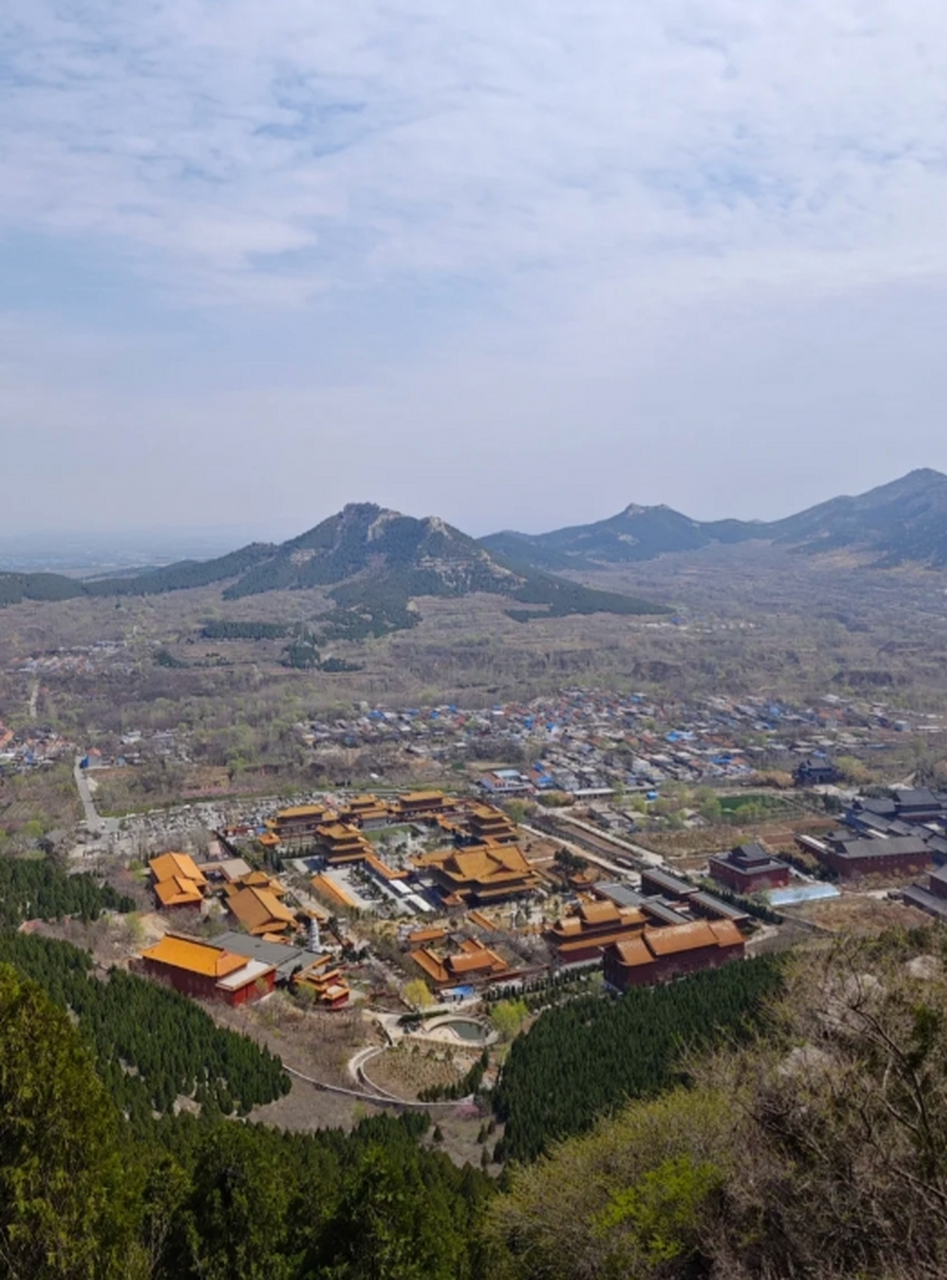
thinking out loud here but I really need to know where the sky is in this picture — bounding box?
[4,0,947,542]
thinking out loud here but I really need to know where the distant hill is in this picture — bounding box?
[482,469,947,569]
[0,503,665,625]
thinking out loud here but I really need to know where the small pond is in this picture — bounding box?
[442,1018,489,1043]
[416,1017,495,1046]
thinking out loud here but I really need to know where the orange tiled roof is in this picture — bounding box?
[154,876,204,907]
[227,886,295,935]
[448,949,502,975]
[405,926,448,945]
[578,901,622,925]
[311,874,357,908]
[555,926,648,956]
[364,853,408,880]
[410,948,449,984]
[277,804,331,819]
[142,936,245,978]
[611,936,653,967]
[644,921,720,957]
[707,920,745,948]
[149,852,207,888]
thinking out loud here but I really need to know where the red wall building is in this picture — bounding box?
[138,936,276,1007]
[797,834,933,880]
[708,843,791,894]
[603,920,745,991]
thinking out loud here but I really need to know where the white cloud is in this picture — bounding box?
[3,0,947,302]
[4,1,947,532]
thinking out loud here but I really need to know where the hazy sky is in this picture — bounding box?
[4,1,947,540]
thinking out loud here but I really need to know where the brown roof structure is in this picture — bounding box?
[603,919,746,991]
[311,873,358,909]
[226,886,296,936]
[466,803,518,844]
[420,842,541,904]
[149,852,207,908]
[316,822,373,862]
[545,900,648,961]
[150,852,207,887]
[154,876,205,908]
[409,940,508,986]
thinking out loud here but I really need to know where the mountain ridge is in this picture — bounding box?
[481,468,947,569]
[4,470,947,616]
[0,502,664,625]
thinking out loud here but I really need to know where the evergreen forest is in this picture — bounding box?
[6,931,947,1277]
[0,857,135,927]
[0,959,492,1279]
[0,932,288,1121]
[493,954,784,1161]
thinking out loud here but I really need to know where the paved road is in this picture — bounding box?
[73,758,120,838]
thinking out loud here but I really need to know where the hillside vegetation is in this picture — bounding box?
[0,931,288,1120]
[493,955,783,1161]
[489,928,947,1280]
[5,929,947,1276]
[0,857,135,926]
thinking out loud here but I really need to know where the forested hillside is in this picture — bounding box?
[5,932,947,1277]
[488,928,947,1280]
[0,857,135,926]
[0,932,288,1120]
[0,961,492,1279]
[494,955,783,1161]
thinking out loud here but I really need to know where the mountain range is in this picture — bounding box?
[3,469,947,621]
[0,503,663,626]
[483,468,947,570]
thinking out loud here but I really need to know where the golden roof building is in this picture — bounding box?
[149,852,207,910]
[545,900,648,964]
[466,803,518,845]
[316,822,373,863]
[269,803,337,844]
[417,842,541,905]
[409,938,510,987]
[225,886,296,936]
[138,935,276,1006]
[603,920,745,991]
